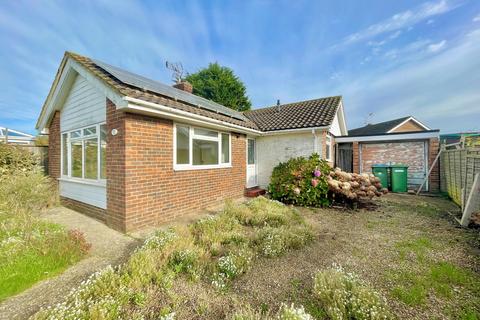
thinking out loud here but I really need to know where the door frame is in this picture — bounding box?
[246,137,257,188]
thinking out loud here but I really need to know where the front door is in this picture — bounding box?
[246,138,257,188]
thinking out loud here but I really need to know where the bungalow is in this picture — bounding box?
[36,52,347,232]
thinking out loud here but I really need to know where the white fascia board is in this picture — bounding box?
[338,101,348,136]
[122,97,263,136]
[36,57,125,131]
[335,131,439,143]
[387,116,431,133]
[262,126,330,136]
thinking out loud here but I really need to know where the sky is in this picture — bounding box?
[0,0,479,135]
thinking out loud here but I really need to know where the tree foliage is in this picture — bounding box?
[185,63,252,112]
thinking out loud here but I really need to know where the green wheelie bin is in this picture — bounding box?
[372,164,389,189]
[390,164,408,192]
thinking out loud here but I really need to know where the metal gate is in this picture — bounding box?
[336,143,353,172]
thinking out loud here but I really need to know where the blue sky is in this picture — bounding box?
[1,0,479,135]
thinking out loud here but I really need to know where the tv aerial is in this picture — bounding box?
[165,61,184,83]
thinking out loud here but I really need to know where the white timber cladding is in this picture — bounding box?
[60,73,106,131]
[59,72,107,209]
[329,113,342,136]
[256,131,324,188]
[59,180,107,209]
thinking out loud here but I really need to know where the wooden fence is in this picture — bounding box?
[440,147,480,208]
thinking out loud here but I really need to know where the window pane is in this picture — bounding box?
[176,125,190,164]
[326,142,331,160]
[193,139,218,165]
[193,128,217,138]
[71,140,83,178]
[83,126,96,136]
[221,133,229,163]
[248,139,255,165]
[84,138,98,179]
[71,130,81,139]
[62,133,68,175]
[100,124,107,179]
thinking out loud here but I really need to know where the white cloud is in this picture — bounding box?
[337,0,459,47]
[428,40,447,52]
[334,28,480,132]
[473,14,480,22]
[427,19,435,24]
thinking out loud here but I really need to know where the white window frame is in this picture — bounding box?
[325,135,332,161]
[60,122,106,185]
[173,123,232,171]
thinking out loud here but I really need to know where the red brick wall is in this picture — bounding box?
[106,99,247,232]
[61,196,107,223]
[351,139,440,192]
[106,100,128,231]
[48,111,61,183]
[352,142,360,173]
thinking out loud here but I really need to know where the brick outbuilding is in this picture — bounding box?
[335,116,440,192]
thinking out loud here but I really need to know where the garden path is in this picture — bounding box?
[0,206,140,320]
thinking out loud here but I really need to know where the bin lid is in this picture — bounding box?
[390,164,408,168]
[371,164,389,167]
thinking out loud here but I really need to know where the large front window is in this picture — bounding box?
[174,124,231,169]
[61,123,107,181]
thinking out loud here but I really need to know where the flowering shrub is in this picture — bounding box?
[231,303,313,320]
[278,303,314,320]
[268,154,331,207]
[313,265,392,320]
[256,225,314,257]
[269,154,387,207]
[327,169,388,202]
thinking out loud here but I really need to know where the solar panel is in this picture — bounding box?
[92,59,247,121]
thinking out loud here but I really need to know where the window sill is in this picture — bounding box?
[58,177,106,187]
[174,164,232,171]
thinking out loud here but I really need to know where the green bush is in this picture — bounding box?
[0,144,40,175]
[313,266,391,320]
[268,154,331,207]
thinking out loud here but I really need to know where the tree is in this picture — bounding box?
[185,63,252,111]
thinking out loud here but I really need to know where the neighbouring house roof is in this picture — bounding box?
[37,51,346,135]
[348,116,430,136]
[244,96,342,132]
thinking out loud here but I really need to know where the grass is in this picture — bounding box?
[30,194,480,319]
[33,197,315,319]
[0,171,90,301]
[389,239,480,307]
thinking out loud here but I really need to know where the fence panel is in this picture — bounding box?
[441,148,480,209]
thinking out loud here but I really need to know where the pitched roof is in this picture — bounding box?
[65,52,259,130]
[348,116,413,136]
[244,96,342,132]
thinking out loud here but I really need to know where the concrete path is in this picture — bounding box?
[0,207,141,320]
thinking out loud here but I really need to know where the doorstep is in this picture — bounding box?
[245,186,266,197]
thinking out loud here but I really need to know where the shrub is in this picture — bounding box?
[313,265,391,320]
[268,154,331,207]
[231,304,313,320]
[0,143,40,175]
[255,225,314,257]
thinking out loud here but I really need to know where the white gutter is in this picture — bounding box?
[262,125,330,135]
[122,97,263,136]
[335,131,439,143]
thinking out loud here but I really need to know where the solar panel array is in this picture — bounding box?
[92,59,247,121]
